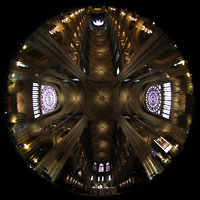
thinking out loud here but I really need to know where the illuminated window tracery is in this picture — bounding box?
[32,83,58,118]
[92,19,105,26]
[145,85,162,114]
[98,163,104,172]
[145,82,172,119]
[40,85,58,115]
[162,82,172,119]
[32,83,40,118]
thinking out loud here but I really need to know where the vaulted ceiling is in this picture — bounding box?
[4,5,194,197]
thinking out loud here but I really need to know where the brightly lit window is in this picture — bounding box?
[98,163,104,172]
[90,175,94,181]
[98,184,103,189]
[162,82,172,119]
[106,162,110,172]
[16,61,29,68]
[116,66,120,75]
[145,82,172,119]
[32,83,41,118]
[93,19,105,26]
[145,85,162,114]
[83,67,86,74]
[123,78,131,82]
[32,83,58,118]
[40,85,58,115]
[72,78,80,82]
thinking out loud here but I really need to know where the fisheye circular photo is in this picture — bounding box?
[3,5,194,197]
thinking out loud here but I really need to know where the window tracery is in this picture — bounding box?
[145,85,162,114]
[92,19,105,26]
[145,82,172,119]
[32,83,58,118]
[40,85,58,115]
[32,83,40,118]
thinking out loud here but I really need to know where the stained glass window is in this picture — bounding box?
[162,82,172,119]
[98,163,104,172]
[93,162,97,171]
[145,85,162,114]
[145,82,172,119]
[32,83,40,118]
[106,162,110,172]
[40,85,58,115]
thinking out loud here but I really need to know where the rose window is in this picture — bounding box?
[40,85,58,114]
[145,85,162,114]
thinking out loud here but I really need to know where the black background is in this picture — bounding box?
[0,0,199,199]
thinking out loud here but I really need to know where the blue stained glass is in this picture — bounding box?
[98,163,104,172]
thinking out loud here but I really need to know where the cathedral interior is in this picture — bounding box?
[2,5,195,198]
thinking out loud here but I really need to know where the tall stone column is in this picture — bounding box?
[20,115,73,159]
[26,26,86,82]
[136,111,187,145]
[14,107,72,146]
[35,115,88,182]
[118,29,174,81]
[118,116,164,180]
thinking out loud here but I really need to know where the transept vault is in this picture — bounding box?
[3,5,194,197]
